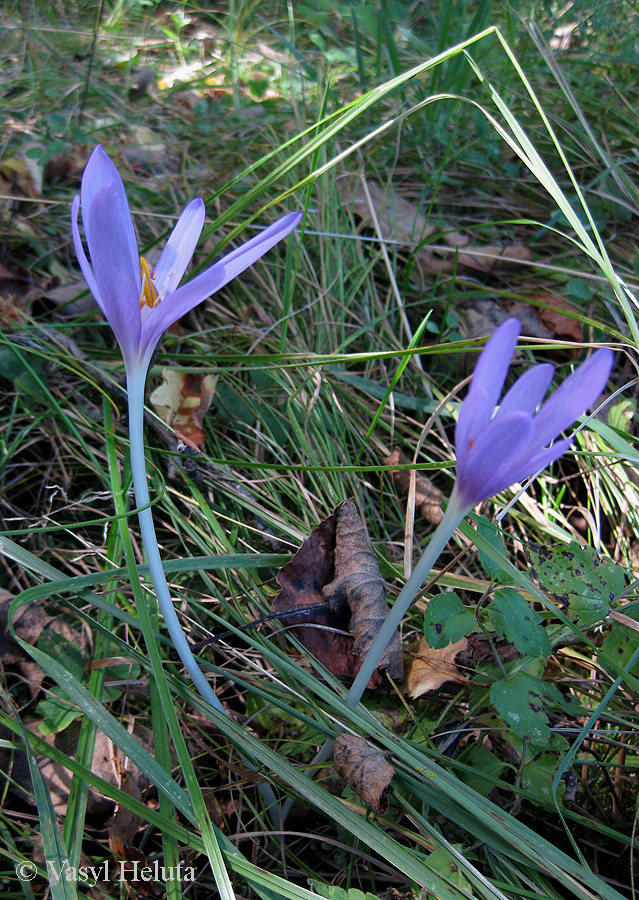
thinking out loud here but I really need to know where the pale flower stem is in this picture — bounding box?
[127,374,281,817]
[127,374,228,714]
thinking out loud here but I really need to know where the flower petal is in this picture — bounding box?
[137,211,302,369]
[468,318,520,412]
[496,363,554,419]
[214,211,302,278]
[455,319,522,471]
[81,146,138,265]
[153,198,205,295]
[455,411,535,509]
[87,184,142,365]
[71,195,104,311]
[455,385,497,469]
[506,437,573,488]
[531,348,614,449]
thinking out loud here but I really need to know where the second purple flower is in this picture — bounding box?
[453,319,613,511]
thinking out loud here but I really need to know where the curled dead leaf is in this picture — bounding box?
[333,733,395,813]
[406,636,468,699]
[272,500,403,687]
[324,501,403,681]
[383,449,444,525]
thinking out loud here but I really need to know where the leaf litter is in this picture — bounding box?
[272,499,403,687]
[333,733,395,813]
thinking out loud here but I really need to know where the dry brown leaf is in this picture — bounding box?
[324,500,403,681]
[347,178,531,276]
[333,733,395,812]
[39,726,118,816]
[150,369,217,449]
[0,148,43,197]
[272,506,356,680]
[272,500,402,687]
[383,449,444,525]
[406,636,468,698]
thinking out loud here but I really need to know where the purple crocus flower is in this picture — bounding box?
[453,318,613,510]
[71,145,302,376]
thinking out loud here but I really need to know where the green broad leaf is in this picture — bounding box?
[458,744,508,796]
[476,516,511,582]
[600,619,639,674]
[521,752,566,803]
[487,588,551,658]
[490,673,561,748]
[37,686,82,736]
[423,592,478,648]
[527,541,626,627]
[426,845,474,898]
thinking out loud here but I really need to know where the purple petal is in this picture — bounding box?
[81,147,138,261]
[455,385,497,469]
[87,184,142,363]
[137,262,226,367]
[153,199,205,295]
[455,411,535,509]
[468,318,520,412]
[71,195,104,311]
[531,348,613,449]
[496,363,554,418]
[214,212,302,279]
[505,437,573,488]
[137,212,302,368]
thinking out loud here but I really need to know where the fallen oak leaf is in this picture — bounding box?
[406,636,468,699]
[333,733,395,813]
[271,506,357,681]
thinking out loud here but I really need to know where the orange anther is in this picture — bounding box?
[139,257,159,308]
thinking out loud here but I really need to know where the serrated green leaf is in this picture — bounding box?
[423,592,478,648]
[490,673,558,748]
[312,886,377,900]
[527,542,625,626]
[488,588,551,658]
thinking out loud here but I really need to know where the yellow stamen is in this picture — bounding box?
[139,256,159,309]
